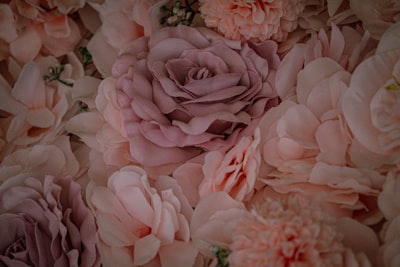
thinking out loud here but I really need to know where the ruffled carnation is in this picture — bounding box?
[0,175,100,266]
[87,165,198,267]
[113,25,280,168]
[199,0,306,42]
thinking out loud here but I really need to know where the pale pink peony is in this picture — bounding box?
[87,0,169,76]
[0,175,100,266]
[350,0,400,40]
[87,165,198,267]
[258,58,386,221]
[342,42,400,169]
[199,0,306,42]
[0,55,81,146]
[114,25,280,167]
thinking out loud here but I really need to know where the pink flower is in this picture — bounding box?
[199,0,305,42]
[276,24,377,100]
[349,0,400,40]
[87,0,169,76]
[258,58,386,221]
[0,175,100,266]
[114,25,280,167]
[0,55,79,146]
[378,216,400,267]
[192,192,378,266]
[87,165,198,267]
[342,39,400,169]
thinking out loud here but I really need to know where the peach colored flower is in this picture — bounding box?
[87,165,198,267]
[349,0,400,40]
[276,24,377,100]
[0,175,100,266]
[87,0,168,76]
[229,195,378,267]
[258,58,386,222]
[199,0,306,42]
[0,54,82,146]
[342,43,400,169]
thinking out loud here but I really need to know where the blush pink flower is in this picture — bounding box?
[87,0,169,76]
[0,175,100,266]
[87,165,198,267]
[0,55,81,146]
[258,58,386,221]
[276,23,377,100]
[350,0,400,40]
[114,25,280,167]
[228,195,377,267]
[199,0,305,42]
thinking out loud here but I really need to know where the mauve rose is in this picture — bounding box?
[113,25,280,166]
[0,175,100,266]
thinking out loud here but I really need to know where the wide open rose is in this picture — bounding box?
[113,25,280,166]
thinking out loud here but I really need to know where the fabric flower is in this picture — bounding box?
[258,58,385,221]
[88,0,169,76]
[0,175,100,266]
[87,165,198,267]
[276,23,377,100]
[342,42,400,168]
[349,0,400,40]
[0,54,82,147]
[192,191,377,266]
[199,0,305,42]
[114,25,280,167]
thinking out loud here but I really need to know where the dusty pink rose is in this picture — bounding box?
[378,216,400,267]
[88,0,168,76]
[199,0,305,42]
[350,0,400,40]
[258,58,386,221]
[0,175,100,266]
[87,165,198,267]
[342,44,400,169]
[0,55,81,146]
[276,24,377,100]
[114,25,280,167]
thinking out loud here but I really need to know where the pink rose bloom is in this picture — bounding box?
[0,136,80,184]
[258,58,386,221]
[87,0,168,76]
[0,175,100,266]
[114,25,280,167]
[199,0,305,42]
[87,165,198,267]
[350,0,400,40]
[0,55,80,146]
[276,23,377,100]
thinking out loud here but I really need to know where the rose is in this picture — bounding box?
[0,175,99,266]
[87,165,198,267]
[113,25,280,167]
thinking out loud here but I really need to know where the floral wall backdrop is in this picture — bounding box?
[0,0,400,266]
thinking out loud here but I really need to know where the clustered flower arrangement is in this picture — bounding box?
[0,0,399,266]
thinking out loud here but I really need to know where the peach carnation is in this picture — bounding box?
[199,0,306,42]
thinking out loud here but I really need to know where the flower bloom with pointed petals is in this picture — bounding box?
[113,25,280,167]
[0,175,100,266]
[87,165,198,267]
[199,0,305,42]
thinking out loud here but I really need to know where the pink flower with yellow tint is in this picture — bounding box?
[199,0,305,42]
